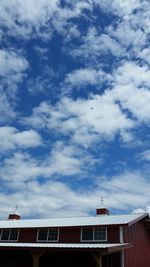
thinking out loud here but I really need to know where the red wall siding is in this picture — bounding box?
[124,220,150,267]
[107,226,120,243]
[59,227,81,243]
[19,228,37,243]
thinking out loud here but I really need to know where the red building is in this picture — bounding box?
[0,206,149,267]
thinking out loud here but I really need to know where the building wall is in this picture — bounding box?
[19,228,37,243]
[107,226,120,243]
[124,219,150,267]
[17,225,120,244]
[59,227,80,243]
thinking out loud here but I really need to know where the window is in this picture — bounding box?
[38,229,48,241]
[37,228,59,242]
[82,228,93,241]
[1,230,10,241]
[94,228,107,241]
[81,227,107,242]
[0,229,19,241]
[48,229,58,241]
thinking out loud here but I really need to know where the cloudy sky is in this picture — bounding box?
[0,0,150,219]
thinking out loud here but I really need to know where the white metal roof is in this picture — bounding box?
[0,213,147,228]
[0,242,129,249]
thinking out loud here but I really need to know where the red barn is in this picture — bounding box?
[0,206,149,267]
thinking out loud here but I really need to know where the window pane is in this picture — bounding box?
[94,228,106,241]
[82,228,93,241]
[1,230,10,240]
[37,229,48,241]
[48,229,58,241]
[9,229,19,241]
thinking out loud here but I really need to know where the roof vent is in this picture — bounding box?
[96,197,109,216]
[8,205,21,220]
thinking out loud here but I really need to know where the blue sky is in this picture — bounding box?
[0,0,150,219]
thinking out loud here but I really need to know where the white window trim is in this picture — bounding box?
[81,227,107,242]
[0,229,19,242]
[37,228,59,242]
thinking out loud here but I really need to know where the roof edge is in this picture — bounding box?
[128,213,149,226]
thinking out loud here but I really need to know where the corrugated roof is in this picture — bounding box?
[0,213,147,228]
[0,242,129,249]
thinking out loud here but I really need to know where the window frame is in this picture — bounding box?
[0,229,19,242]
[81,227,107,242]
[37,228,59,242]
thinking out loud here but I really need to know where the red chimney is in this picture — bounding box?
[96,197,109,216]
[96,207,109,216]
[8,205,21,220]
[8,213,20,220]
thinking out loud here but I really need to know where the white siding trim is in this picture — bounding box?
[121,249,125,267]
[119,226,124,243]
[120,227,125,267]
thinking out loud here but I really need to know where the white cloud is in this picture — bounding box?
[0,93,16,123]
[0,0,92,39]
[110,0,141,16]
[100,1,150,66]
[23,94,133,146]
[132,208,146,214]
[0,49,28,122]
[113,85,150,123]
[23,60,150,147]
[0,0,59,37]
[0,170,149,219]
[0,127,42,152]
[0,152,42,183]
[107,21,146,52]
[63,68,110,91]
[66,1,150,71]
[49,142,91,176]
[129,2,150,36]
[33,46,49,59]
[0,142,94,184]
[71,27,125,61]
[120,130,134,144]
[27,66,56,93]
[96,0,142,17]
[0,49,28,77]
[0,49,29,100]
[111,62,150,123]
[95,171,150,209]
[139,150,150,161]
[138,48,150,65]
[113,61,150,88]
[0,179,93,219]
